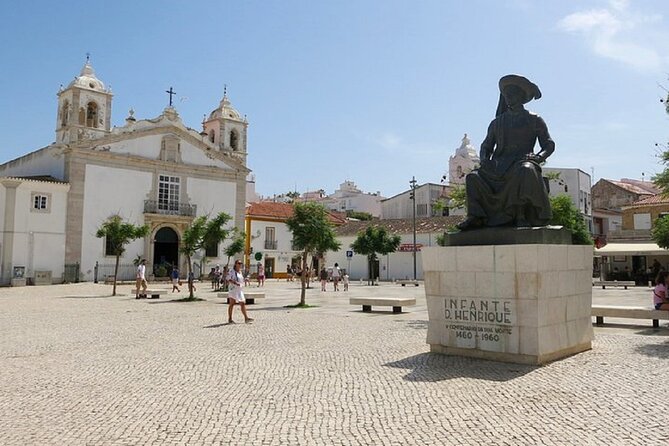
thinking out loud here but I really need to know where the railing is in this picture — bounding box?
[264,240,278,250]
[144,200,196,217]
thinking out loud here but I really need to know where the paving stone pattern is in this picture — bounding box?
[0,281,667,445]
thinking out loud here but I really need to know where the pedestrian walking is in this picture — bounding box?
[332,262,341,291]
[135,259,148,299]
[343,273,349,291]
[320,267,328,291]
[227,260,253,324]
[257,263,265,287]
[171,266,181,293]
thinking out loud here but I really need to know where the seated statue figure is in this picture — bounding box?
[458,75,555,230]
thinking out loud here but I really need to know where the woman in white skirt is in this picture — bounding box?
[227,260,253,324]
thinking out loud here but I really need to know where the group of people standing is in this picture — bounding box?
[320,263,349,292]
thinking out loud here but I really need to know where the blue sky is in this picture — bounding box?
[1,0,669,198]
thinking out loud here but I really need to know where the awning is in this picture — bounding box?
[595,242,669,256]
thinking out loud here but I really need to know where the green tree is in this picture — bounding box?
[224,229,246,266]
[350,226,401,285]
[181,212,234,299]
[433,184,467,215]
[549,194,593,245]
[286,202,341,306]
[651,216,669,249]
[345,210,374,221]
[201,212,233,271]
[96,215,149,296]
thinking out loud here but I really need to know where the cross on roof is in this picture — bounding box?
[165,87,176,107]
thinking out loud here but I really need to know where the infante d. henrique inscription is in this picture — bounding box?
[444,298,512,324]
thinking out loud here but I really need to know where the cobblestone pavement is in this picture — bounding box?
[0,281,667,445]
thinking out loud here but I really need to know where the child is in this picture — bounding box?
[653,271,669,310]
[343,273,349,291]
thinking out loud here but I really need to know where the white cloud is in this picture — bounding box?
[557,0,667,72]
[373,132,401,150]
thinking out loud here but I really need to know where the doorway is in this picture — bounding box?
[264,257,275,278]
[154,227,179,276]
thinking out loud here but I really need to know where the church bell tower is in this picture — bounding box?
[56,57,113,144]
[202,87,248,165]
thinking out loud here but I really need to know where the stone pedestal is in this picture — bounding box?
[422,244,593,365]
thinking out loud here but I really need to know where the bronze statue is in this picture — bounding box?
[458,75,555,230]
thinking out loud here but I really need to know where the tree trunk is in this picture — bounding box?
[367,255,372,286]
[113,254,120,296]
[299,249,307,305]
[187,255,194,299]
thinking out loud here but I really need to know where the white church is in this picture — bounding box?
[0,60,249,285]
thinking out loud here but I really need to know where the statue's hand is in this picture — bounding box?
[525,153,544,164]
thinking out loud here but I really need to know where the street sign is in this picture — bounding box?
[346,250,353,258]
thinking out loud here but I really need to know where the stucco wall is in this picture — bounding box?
[0,180,68,284]
[0,147,65,180]
[622,204,669,230]
[80,164,152,280]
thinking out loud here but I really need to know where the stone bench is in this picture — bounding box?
[218,291,265,304]
[592,281,635,289]
[133,289,163,299]
[397,280,420,287]
[592,305,669,328]
[350,297,416,314]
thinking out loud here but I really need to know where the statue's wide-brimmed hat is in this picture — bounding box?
[498,74,541,103]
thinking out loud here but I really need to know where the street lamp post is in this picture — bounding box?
[409,176,417,281]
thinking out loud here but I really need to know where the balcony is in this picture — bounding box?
[144,200,197,217]
[264,240,278,250]
[607,229,651,242]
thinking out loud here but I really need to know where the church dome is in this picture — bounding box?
[209,93,242,120]
[67,62,106,91]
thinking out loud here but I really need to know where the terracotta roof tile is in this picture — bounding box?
[607,179,656,196]
[624,194,669,208]
[246,201,346,224]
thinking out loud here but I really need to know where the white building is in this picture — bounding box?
[0,60,249,284]
[327,216,463,281]
[543,167,592,230]
[319,181,384,217]
[245,201,346,278]
[381,183,447,220]
[1,176,70,284]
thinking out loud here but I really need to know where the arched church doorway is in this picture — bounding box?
[154,227,179,277]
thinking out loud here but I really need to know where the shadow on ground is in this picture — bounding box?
[635,340,669,358]
[61,295,117,299]
[384,352,537,383]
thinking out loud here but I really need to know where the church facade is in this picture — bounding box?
[0,61,249,285]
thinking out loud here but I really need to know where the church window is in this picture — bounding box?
[31,193,50,213]
[230,130,239,150]
[104,237,115,256]
[78,107,85,125]
[61,100,69,127]
[417,203,428,217]
[209,131,215,143]
[158,175,180,213]
[205,241,218,258]
[86,102,98,128]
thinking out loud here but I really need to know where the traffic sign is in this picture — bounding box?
[346,250,353,258]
